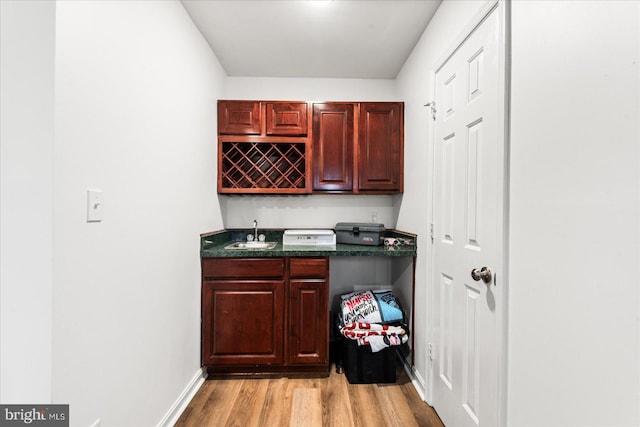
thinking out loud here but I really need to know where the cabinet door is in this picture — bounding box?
[288,278,329,365]
[266,102,308,136]
[202,280,284,366]
[312,103,354,191]
[218,101,261,135]
[288,258,329,366]
[358,102,403,192]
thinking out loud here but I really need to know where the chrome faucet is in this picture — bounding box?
[253,219,258,242]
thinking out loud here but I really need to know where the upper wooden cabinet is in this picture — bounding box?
[218,101,261,135]
[218,100,308,136]
[312,101,403,193]
[358,102,403,192]
[312,103,355,192]
[217,100,403,194]
[266,102,308,136]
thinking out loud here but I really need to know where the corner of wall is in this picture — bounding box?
[0,0,56,404]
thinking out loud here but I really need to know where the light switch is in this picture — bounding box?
[87,189,103,222]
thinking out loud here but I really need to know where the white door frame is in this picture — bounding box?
[425,1,509,425]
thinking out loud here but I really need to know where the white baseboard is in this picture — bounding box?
[400,357,428,403]
[157,368,206,427]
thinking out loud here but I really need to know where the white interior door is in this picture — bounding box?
[431,4,504,427]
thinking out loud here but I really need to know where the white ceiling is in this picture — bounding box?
[180,0,441,79]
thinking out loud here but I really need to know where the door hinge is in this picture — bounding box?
[430,223,434,244]
[424,101,436,120]
[428,343,434,362]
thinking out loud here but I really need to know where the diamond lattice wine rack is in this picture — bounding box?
[220,142,307,192]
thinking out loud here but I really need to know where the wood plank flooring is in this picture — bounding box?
[175,364,444,427]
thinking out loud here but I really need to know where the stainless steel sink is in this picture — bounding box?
[224,241,278,250]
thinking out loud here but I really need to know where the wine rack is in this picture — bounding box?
[219,141,307,193]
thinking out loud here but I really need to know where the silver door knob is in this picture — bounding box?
[471,267,492,284]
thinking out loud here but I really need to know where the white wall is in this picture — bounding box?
[52,1,225,426]
[0,0,56,403]
[221,76,399,230]
[221,194,396,229]
[508,1,639,425]
[397,1,640,425]
[224,76,397,103]
[394,0,492,396]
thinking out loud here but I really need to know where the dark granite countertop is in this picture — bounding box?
[200,228,417,258]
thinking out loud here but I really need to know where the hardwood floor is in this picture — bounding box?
[175,364,444,427]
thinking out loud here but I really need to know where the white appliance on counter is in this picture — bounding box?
[283,229,336,250]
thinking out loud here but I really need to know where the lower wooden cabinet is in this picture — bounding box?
[288,258,329,366]
[201,257,329,375]
[202,279,285,367]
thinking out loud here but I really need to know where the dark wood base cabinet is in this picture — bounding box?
[201,257,329,376]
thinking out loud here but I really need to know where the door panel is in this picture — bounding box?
[462,284,480,425]
[441,133,456,244]
[432,6,503,427]
[439,273,454,391]
[465,120,482,250]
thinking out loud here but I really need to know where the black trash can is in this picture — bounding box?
[341,338,397,384]
[333,289,409,384]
